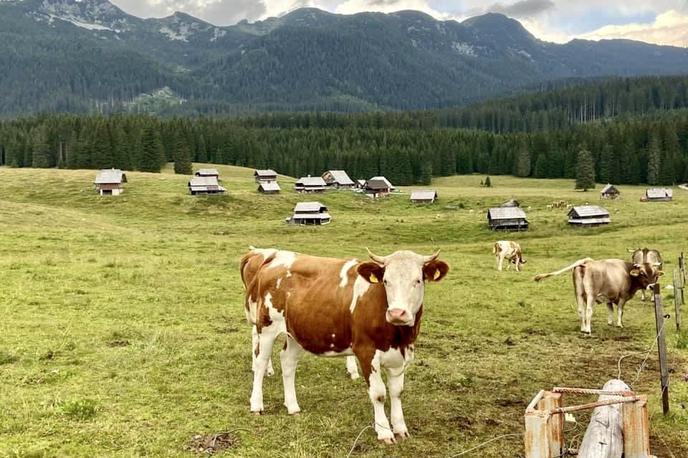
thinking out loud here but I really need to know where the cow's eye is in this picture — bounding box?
[383,279,388,286]
[415,279,422,285]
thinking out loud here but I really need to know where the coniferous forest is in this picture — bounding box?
[1,76,688,186]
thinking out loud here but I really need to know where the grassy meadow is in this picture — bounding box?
[1,165,687,457]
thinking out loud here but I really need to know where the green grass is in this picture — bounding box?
[1,165,687,457]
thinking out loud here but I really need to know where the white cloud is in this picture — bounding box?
[335,0,446,18]
[581,10,688,47]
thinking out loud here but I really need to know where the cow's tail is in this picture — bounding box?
[533,258,593,282]
[239,249,255,289]
[492,242,501,255]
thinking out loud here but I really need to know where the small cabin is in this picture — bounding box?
[295,176,327,193]
[410,190,438,204]
[195,168,220,179]
[487,207,528,231]
[254,169,278,183]
[643,188,672,202]
[600,184,620,199]
[364,178,393,198]
[188,176,226,195]
[258,181,281,194]
[94,169,127,196]
[322,170,355,188]
[568,205,611,227]
[287,202,331,225]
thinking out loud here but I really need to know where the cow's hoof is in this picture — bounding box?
[380,437,396,445]
[394,431,410,439]
[607,321,613,326]
[286,407,301,415]
[251,410,263,416]
[266,368,275,377]
[616,324,624,328]
[349,373,360,381]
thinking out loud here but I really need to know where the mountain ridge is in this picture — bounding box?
[1,0,688,116]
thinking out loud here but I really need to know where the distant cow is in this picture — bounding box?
[493,241,526,272]
[240,247,448,443]
[628,248,663,301]
[534,258,662,334]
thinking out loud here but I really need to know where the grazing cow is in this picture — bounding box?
[628,248,663,301]
[534,258,662,334]
[240,247,449,443]
[493,241,526,272]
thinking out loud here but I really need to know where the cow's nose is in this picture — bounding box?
[388,309,408,321]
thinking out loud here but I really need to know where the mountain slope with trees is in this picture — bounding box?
[1,1,688,116]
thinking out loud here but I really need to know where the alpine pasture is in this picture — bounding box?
[1,165,687,457]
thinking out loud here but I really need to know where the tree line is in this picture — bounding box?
[1,110,687,186]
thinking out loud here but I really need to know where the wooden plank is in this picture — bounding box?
[539,392,563,458]
[524,411,549,458]
[653,284,670,415]
[578,379,628,458]
[622,395,652,458]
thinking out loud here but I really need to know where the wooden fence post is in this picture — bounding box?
[652,284,670,415]
[622,395,652,458]
[539,392,563,457]
[674,268,684,331]
[524,390,550,458]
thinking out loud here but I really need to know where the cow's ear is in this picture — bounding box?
[358,262,385,284]
[630,269,640,277]
[424,260,449,282]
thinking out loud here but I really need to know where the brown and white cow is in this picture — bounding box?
[534,258,662,334]
[628,248,663,301]
[240,247,449,443]
[493,241,526,272]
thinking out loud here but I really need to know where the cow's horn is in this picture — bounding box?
[366,247,388,264]
[653,262,662,267]
[423,250,441,263]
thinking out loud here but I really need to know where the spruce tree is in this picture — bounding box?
[31,127,51,168]
[139,126,164,173]
[174,137,193,175]
[575,148,595,191]
[484,176,492,187]
[646,135,661,185]
[514,141,531,177]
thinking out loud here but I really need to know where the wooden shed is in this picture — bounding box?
[287,202,331,225]
[295,176,327,193]
[188,176,226,195]
[94,169,127,196]
[195,168,220,179]
[258,181,281,194]
[322,170,354,188]
[410,190,438,204]
[487,207,528,231]
[600,184,620,199]
[254,169,278,183]
[643,188,673,202]
[568,205,611,227]
[364,178,393,198]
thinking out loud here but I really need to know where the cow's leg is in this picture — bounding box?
[506,257,512,271]
[496,254,503,271]
[640,289,647,302]
[574,270,586,332]
[386,365,408,439]
[606,301,614,326]
[583,288,595,334]
[616,298,626,328]
[357,349,394,444]
[280,336,303,414]
[250,324,279,413]
[252,325,274,376]
[346,356,360,380]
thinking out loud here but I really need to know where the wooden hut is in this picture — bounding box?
[188,176,226,195]
[487,207,528,231]
[258,181,281,194]
[600,184,620,199]
[94,169,127,196]
[295,176,327,193]
[322,170,354,188]
[410,190,438,204]
[254,169,278,183]
[287,202,331,225]
[195,168,220,179]
[568,205,611,227]
[364,178,393,198]
[643,188,673,202]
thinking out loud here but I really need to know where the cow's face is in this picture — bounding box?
[630,263,663,289]
[358,250,449,326]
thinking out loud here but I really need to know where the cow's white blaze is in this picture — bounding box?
[379,252,426,326]
[339,259,358,287]
[267,250,297,270]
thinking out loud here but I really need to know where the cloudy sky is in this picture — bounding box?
[110,0,688,47]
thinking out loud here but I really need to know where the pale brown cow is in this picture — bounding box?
[534,258,662,334]
[240,247,449,443]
